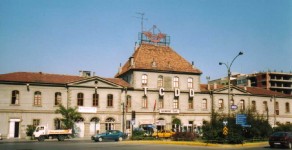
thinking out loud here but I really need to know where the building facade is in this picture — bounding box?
[1,31,292,139]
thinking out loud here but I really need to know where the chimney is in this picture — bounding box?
[118,63,122,74]
[79,70,83,77]
[192,61,195,68]
[207,84,210,90]
[213,83,217,89]
[247,79,251,87]
[244,86,247,91]
[129,57,135,67]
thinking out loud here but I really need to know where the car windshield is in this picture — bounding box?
[272,132,287,137]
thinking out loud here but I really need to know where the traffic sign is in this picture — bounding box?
[236,114,247,125]
[223,126,228,135]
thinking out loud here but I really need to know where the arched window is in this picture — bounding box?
[240,100,245,110]
[218,99,224,110]
[173,76,179,88]
[275,102,279,115]
[93,93,99,107]
[157,75,163,88]
[286,102,290,113]
[34,91,42,106]
[77,93,84,106]
[55,92,62,106]
[142,74,148,86]
[105,117,115,130]
[126,95,131,109]
[187,77,193,89]
[107,94,113,107]
[202,99,207,110]
[11,90,20,105]
[251,101,256,112]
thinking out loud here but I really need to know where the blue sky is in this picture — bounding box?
[0,0,291,83]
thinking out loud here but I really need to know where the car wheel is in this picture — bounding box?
[38,136,45,142]
[118,137,123,141]
[98,137,102,142]
[58,135,65,141]
[288,142,292,149]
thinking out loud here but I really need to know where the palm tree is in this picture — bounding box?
[55,105,82,130]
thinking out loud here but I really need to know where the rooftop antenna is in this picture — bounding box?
[134,12,148,33]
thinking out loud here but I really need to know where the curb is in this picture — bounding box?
[122,140,269,148]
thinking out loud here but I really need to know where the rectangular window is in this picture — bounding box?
[107,94,113,107]
[142,96,147,108]
[286,103,290,113]
[34,91,42,106]
[187,78,193,89]
[142,74,148,86]
[240,100,245,110]
[126,120,131,129]
[263,101,268,112]
[33,119,40,127]
[173,98,179,109]
[159,97,164,109]
[12,90,20,105]
[77,93,84,106]
[173,77,179,88]
[126,95,131,109]
[93,93,99,107]
[188,98,193,109]
[202,99,207,110]
[55,92,62,106]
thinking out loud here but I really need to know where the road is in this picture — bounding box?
[0,140,284,150]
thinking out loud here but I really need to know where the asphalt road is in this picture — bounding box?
[0,140,285,150]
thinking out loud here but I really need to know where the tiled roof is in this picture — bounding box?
[115,43,202,77]
[0,72,131,87]
[104,78,131,87]
[200,84,292,97]
[0,72,83,84]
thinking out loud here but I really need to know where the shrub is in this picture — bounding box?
[172,132,197,141]
[26,125,36,140]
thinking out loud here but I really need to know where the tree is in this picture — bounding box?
[55,105,82,130]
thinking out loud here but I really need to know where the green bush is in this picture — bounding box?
[26,125,36,140]
[172,132,197,141]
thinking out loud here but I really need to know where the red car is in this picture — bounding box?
[269,132,292,149]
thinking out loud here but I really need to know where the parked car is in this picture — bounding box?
[152,130,175,138]
[91,130,127,142]
[269,131,292,149]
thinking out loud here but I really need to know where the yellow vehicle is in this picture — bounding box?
[152,130,175,138]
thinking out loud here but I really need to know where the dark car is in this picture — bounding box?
[269,131,292,149]
[91,130,127,142]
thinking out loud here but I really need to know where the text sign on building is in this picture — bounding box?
[236,114,247,125]
[78,106,97,113]
[159,109,180,114]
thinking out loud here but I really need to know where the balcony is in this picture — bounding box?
[270,79,292,83]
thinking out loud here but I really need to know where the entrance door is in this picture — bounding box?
[9,119,20,138]
[14,122,19,137]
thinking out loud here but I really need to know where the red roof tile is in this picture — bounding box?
[104,78,131,87]
[0,72,83,84]
[200,84,292,97]
[116,43,202,77]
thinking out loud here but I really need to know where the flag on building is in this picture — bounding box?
[153,99,156,111]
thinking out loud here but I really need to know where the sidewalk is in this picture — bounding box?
[0,138,269,148]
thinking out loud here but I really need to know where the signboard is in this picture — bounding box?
[236,114,247,125]
[231,105,238,110]
[78,107,97,113]
[159,109,180,114]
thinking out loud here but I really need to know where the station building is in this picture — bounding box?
[0,30,291,139]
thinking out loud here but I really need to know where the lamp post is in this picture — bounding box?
[219,51,243,116]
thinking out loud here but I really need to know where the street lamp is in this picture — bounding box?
[219,51,243,116]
